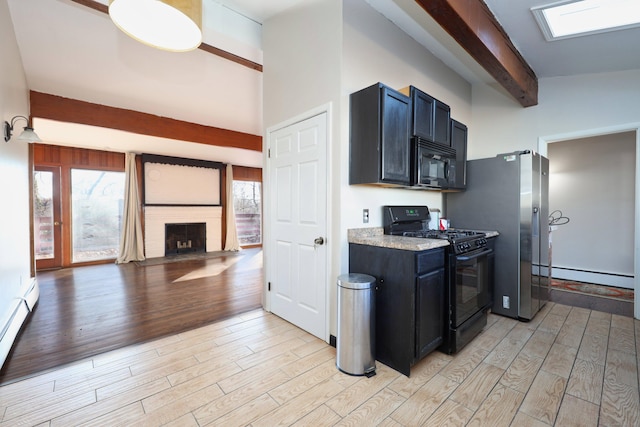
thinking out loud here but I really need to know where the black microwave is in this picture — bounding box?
[412,137,457,188]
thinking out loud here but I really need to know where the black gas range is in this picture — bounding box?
[383,206,494,354]
[383,206,488,253]
[398,229,489,255]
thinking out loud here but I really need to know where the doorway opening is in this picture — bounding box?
[539,125,639,319]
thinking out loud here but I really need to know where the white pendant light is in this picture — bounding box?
[109,0,202,52]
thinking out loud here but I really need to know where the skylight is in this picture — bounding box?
[532,0,640,41]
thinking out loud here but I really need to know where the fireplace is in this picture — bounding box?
[145,207,221,258]
[165,222,206,256]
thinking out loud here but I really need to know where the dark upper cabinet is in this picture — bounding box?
[450,119,468,190]
[350,83,411,186]
[434,100,451,145]
[401,86,451,146]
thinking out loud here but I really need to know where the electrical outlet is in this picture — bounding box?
[363,209,369,223]
[503,296,510,309]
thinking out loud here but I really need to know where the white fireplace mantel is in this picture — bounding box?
[144,206,222,258]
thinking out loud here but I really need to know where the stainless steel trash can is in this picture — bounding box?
[336,273,376,377]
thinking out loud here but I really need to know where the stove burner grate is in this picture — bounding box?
[401,229,485,241]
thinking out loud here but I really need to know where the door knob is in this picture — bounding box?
[54,221,61,226]
[314,237,325,246]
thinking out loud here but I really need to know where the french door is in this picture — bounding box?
[34,166,62,270]
[33,166,125,269]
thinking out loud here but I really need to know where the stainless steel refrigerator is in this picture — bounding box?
[445,150,549,320]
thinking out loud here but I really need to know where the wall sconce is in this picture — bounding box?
[3,115,42,143]
[108,0,202,52]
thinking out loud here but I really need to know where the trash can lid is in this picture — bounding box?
[337,273,376,290]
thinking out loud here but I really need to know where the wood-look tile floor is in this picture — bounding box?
[1,303,638,426]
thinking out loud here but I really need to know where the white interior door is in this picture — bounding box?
[268,112,328,339]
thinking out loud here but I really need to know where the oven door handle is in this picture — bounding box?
[456,248,493,261]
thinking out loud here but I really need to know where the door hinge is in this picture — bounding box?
[268,282,271,291]
[268,148,271,158]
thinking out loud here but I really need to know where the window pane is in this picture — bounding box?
[34,171,54,260]
[71,169,125,263]
[233,181,262,245]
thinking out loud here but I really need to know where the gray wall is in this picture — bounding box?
[548,132,635,287]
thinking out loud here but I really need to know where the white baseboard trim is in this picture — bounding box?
[551,267,634,289]
[1,278,40,368]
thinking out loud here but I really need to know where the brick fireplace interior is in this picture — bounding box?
[164,222,206,256]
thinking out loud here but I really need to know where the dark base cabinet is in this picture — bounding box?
[349,244,445,376]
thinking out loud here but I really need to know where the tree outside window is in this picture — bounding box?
[233,181,261,245]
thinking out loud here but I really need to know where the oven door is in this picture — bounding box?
[452,247,492,327]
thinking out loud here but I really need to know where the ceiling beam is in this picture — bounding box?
[30,91,262,152]
[70,0,262,72]
[415,0,538,107]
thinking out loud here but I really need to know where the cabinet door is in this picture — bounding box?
[411,88,435,141]
[349,244,415,377]
[415,268,444,361]
[380,87,411,185]
[450,119,467,189]
[434,100,451,146]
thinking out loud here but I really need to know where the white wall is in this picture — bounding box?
[339,0,472,311]
[471,70,640,317]
[0,0,37,367]
[471,71,640,158]
[263,0,343,336]
[263,0,342,129]
[341,0,472,231]
[264,0,474,337]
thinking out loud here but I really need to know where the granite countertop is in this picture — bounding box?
[348,227,450,251]
[348,227,499,251]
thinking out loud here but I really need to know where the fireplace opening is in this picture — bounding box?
[165,222,206,256]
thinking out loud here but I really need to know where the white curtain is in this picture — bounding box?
[116,153,145,263]
[224,164,241,251]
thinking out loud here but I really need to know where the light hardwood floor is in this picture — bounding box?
[0,303,638,426]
